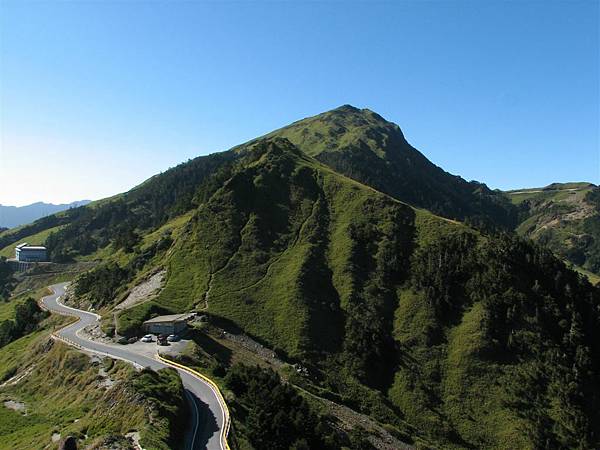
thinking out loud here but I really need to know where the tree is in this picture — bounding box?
[0,257,15,301]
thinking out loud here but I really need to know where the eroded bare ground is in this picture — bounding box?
[0,366,34,388]
[115,270,166,311]
[62,269,166,314]
[3,399,26,413]
[125,431,143,450]
[79,321,114,344]
[528,191,596,237]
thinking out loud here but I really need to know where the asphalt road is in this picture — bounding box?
[42,282,224,450]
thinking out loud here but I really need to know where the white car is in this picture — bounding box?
[167,334,180,342]
[141,334,153,343]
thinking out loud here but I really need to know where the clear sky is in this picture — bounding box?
[1,0,598,206]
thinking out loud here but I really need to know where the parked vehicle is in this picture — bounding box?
[167,334,180,342]
[157,334,169,346]
[141,334,153,343]
[117,336,129,345]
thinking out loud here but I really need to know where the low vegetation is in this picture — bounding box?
[0,297,48,348]
[0,257,15,300]
[0,330,187,449]
[266,105,518,230]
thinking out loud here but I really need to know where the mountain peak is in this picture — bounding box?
[321,104,391,124]
[332,104,360,112]
[266,105,406,159]
[265,106,517,229]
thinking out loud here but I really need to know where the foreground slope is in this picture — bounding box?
[0,295,187,450]
[64,138,599,449]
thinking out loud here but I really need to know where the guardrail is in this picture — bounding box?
[156,353,231,450]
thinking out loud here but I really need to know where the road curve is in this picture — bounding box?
[41,282,225,450]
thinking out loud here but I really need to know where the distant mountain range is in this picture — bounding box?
[0,200,90,229]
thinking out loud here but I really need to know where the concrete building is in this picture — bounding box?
[142,313,194,335]
[15,243,47,262]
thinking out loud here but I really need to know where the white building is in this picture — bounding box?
[15,243,47,262]
[143,313,195,335]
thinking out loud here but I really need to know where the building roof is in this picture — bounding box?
[15,243,29,249]
[18,245,47,251]
[143,313,194,324]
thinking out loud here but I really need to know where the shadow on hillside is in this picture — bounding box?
[188,328,233,366]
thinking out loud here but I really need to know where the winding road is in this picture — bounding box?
[41,282,226,450]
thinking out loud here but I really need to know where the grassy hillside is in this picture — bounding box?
[0,150,233,263]
[0,305,187,450]
[0,105,516,257]
[507,182,594,205]
[507,182,600,280]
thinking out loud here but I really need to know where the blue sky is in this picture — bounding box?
[1,0,598,206]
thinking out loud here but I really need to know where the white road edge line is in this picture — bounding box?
[157,354,229,450]
[55,287,101,320]
[185,389,201,449]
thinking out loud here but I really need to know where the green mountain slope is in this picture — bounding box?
[507,182,600,279]
[0,109,598,449]
[263,105,518,230]
[67,138,598,449]
[0,105,515,257]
